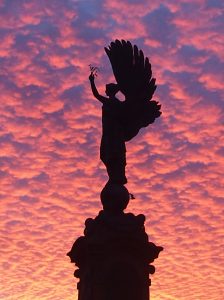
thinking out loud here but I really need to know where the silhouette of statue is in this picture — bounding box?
[89,40,161,184]
[68,40,163,300]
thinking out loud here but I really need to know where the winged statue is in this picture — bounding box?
[89,40,161,185]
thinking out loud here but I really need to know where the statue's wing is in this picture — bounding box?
[120,100,161,141]
[105,40,162,141]
[105,39,156,101]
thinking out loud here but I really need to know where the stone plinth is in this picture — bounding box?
[68,39,163,300]
[67,184,163,300]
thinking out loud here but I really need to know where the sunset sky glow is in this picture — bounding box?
[0,0,224,299]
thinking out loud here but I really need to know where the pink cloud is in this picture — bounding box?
[0,0,223,299]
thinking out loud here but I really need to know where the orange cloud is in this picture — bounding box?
[0,0,223,299]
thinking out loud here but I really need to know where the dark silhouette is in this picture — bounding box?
[89,40,161,184]
[68,40,163,300]
[67,182,163,300]
[89,75,127,184]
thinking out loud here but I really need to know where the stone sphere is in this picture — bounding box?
[100,183,130,213]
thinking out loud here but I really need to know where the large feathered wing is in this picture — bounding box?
[105,39,161,141]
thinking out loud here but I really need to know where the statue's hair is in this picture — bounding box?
[106,83,120,94]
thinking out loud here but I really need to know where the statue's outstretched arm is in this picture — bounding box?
[89,73,107,104]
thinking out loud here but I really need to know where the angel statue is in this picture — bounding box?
[89,40,161,185]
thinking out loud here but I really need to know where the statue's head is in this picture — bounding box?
[105,83,119,97]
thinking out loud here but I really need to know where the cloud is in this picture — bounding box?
[0,0,223,299]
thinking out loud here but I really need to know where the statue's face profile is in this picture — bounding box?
[105,83,119,97]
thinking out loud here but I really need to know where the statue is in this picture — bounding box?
[89,39,161,184]
[68,40,163,300]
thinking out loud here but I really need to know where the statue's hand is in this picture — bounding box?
[89,72,95,82]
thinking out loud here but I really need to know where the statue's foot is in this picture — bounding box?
[104,161,127,184]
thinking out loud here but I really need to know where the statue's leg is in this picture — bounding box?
[100,140,127,184]
[105,157,127,184]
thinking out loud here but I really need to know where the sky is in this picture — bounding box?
[0,0,223,299]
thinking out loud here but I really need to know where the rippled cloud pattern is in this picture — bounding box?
[0,0,223,299]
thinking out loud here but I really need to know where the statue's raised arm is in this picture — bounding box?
[89,72,108,104]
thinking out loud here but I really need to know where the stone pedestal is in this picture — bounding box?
[67,184,163,300]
